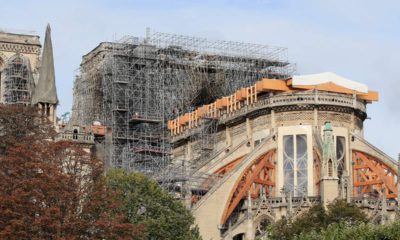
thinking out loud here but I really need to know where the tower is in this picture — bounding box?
[0,28,41,104]
[31,24,58,125]
[320,121,339,207]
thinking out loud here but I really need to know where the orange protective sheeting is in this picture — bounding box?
[358,91,379,101]
[293,82,355,94]
[235,89,246,101]
[216,97,229,109]
[179,114,189,125]
[255,78,292,92]
[197,106,207,116]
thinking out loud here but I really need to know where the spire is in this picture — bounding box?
[322,121,338,178]
[32,24,58,105]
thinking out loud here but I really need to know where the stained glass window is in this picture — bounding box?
[283,135,294,193]
[336,136,346,178]
[296,135,308,195]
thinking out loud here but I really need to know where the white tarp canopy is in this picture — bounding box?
[292,72,368,93]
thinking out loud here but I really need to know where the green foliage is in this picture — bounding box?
[105,169,202,240]
[298,221,400,240]
[268,199,369,240]
[326,199,369,225]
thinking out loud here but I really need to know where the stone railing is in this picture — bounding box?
[56,132,94,144]
[241,196,321,210]
[220,91,365,124]
[352,196,398,210]
[173,91,366,141]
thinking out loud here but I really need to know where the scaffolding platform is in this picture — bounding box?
[129,115,163,124]
[69,29,293,195]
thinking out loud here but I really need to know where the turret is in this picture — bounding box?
[321,121,338,178]
[320,121,339,207]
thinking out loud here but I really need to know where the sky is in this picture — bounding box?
[1,0,399,158]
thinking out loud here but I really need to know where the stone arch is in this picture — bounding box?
[232,233,245,240]
[352,150,397,199]
[73,128,79,140]
[2,53,34,104]
[253,212,275,225]
[221,149,276,224]
[254,213,274,238]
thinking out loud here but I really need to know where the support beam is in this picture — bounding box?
[220,149,276,224]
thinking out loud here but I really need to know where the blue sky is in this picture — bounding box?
[1,0,399,158]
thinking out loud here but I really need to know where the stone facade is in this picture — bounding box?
[170,90,398,240]
[0,26,58,126]
[0,31,41,104]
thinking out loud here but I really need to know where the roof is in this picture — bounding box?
[0,28,40,46]
[168,72,379,136]
[292,72,368,93]
[31,24,58,105]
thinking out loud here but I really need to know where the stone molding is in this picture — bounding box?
[0,42,40,54]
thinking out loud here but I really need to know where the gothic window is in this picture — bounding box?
[73,129,78,140]
[328,159,333,177]
[296,135,308,196]
[2,54,33,104]
[283,134,308,196]
[336,136,346,178]
[283,135,294,193]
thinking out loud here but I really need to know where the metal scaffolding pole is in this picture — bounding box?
[70,29,293,195]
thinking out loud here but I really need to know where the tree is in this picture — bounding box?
[268,199,369,240]
[0,105,143,239]
[0,105,54,153]
[106,169,202,240]
[326,199,368,225]
[298,221,400,240]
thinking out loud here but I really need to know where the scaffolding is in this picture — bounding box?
[0,53,34,104]
[71,29,292,187]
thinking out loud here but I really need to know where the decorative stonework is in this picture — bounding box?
[275,110,314,126]
[0,52,8,66]
[0,42,40,54]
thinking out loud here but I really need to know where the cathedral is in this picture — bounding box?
[0,25,57,124]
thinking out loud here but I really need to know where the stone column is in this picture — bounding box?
[245,192,255,240]
[313,108,318,127]
[287,190,293,219]
[246,118,253,149]
[186,142,193,161]
[226,126,232,147]
[271,109,276,135]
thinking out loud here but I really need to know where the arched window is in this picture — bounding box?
[2,54,33,104]
[336,136,346,178]
[283,134,308,196]
[328,159,333,177]
[73,129,78,140]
